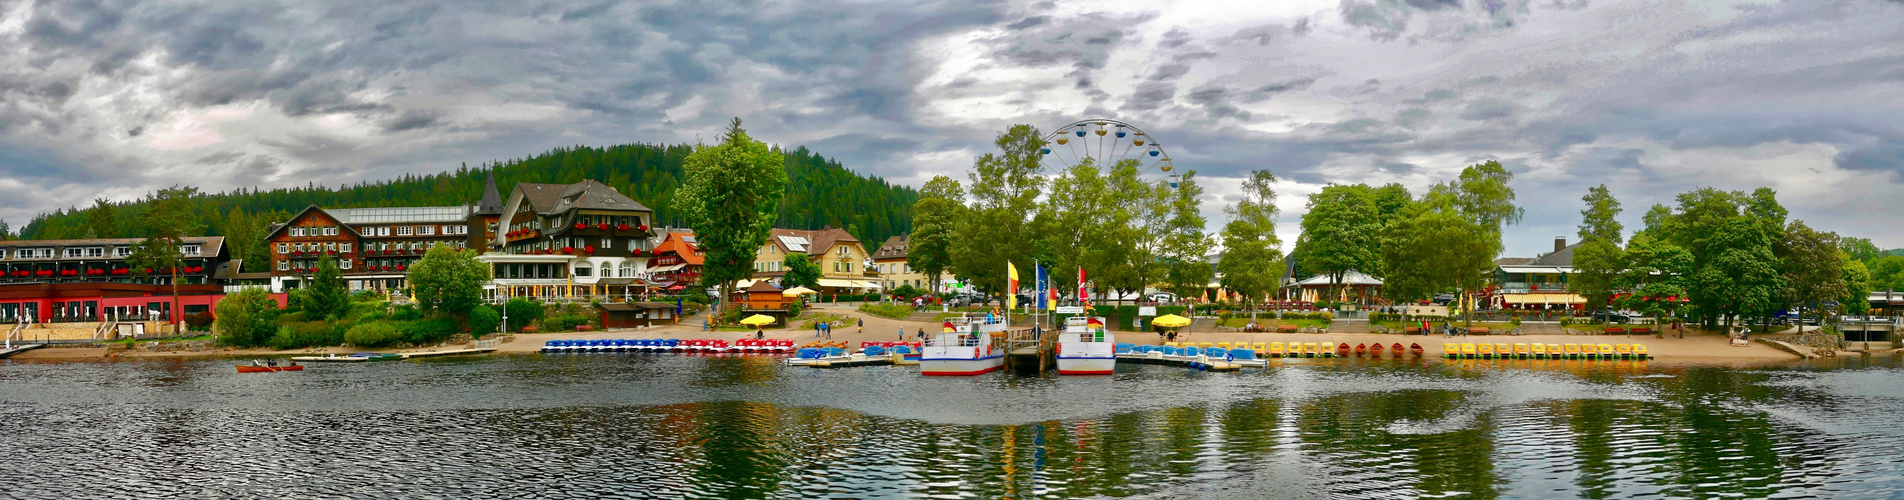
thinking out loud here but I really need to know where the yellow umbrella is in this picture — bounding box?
[739,314,777,326]
[1152,314,1192,328]
[781,286,819,296]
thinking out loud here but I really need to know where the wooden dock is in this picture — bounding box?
[0,344,45,359]
[1002,328,1053,371]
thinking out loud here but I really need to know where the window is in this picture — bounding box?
[291,227,304,237]
[64,247,85,258]
[0,249,6,259]
[598,262,612,278]
[418,225,435,236]
[279,261,289,271]
[277,244,289,254]
[838,245,849,257]
[573,264,592,277]
[620,262,635,277]
[377,227,390,237]
[325,242,337,252]
[181,245,200,256]
[114,246,131,258]
[328,227,340,236]
[396,226,414,236]
[340,243,351,253]
[294,243,306,253]
[340,260,352,270]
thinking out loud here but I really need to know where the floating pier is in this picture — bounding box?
[0,343,45,359]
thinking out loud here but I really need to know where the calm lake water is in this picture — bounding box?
[3,353,1902,499]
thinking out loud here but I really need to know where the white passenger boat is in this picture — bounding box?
[920,315,1007,376]
[1056,316,1115,375]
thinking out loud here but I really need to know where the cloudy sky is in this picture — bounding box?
[2,0,1901,255]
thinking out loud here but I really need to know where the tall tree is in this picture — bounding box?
[1570,185,1625,311]
[1777,220,1845,325]
[950,125,1045,300]
[676,118,789,319]
[1380,191,1494,304]
[1161,171,1213,301]
[408,244,491,317]
[304,254,349,320]
[1839,236,1883,263]
[1615,233,1694,330]
[1297,184,1383,299]
[83,198,117,238]
[1449,160,1524,256]
[781,253,822,290]
[126,186,202,327]
[1217,170,1283,313]
[907,175,963,294]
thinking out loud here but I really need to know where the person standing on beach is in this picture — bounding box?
[755,328,764,341]
[857,318,864,334]
[898,327,905,341]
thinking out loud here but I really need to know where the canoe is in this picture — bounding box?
[1410,343,1423,357]
[236,364,304,373]
[1355,343,1368,356]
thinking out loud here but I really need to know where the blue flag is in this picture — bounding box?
[1035,264,1049,310]
[675,298,683,316]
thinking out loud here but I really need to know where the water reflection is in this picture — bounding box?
[3,355,1904,498]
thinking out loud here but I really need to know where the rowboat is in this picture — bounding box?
[1410,343,1424,357]
[1371,343,1385,357]
[1334,342,1351,358]
[1355,343,1368,356]
[236,362,303,373]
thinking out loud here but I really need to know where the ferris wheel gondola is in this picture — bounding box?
[1037,119,1180,188]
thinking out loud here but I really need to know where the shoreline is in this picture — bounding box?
[7,306,1830,367]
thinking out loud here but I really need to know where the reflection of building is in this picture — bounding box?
[481,180,660,301]
[1493,237,1586,310]
[870,234,954,292]
[745,227,880,295]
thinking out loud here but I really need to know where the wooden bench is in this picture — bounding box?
[521,326,539,333]
[1278,325,1299,333]
[1404,327,1421,334]
[1469,327,1490,335]
[1630,327,1652,334]
[576,325,592,332]
[1604,327,1626,334]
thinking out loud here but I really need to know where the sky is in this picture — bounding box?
[1,0,1900,256]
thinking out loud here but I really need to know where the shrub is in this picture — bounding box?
[214,288,281,347]
[344,322,401,348]
[858,303,914,319]
[390,304,423,321]
[183,312,215,332]
[399,317,457,345]
[504,298,543,332]
[268,321,344,350]
[543,313,592,332]
[469,305,501,338]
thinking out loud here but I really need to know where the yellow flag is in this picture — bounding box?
[1007,262,1019,310]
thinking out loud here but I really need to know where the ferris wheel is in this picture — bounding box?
[1037,119,1181,188]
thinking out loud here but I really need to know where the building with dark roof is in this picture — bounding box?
[264,205,473,292]
[746,227,879,294]
[1493,237,1587,310]
[481,179,662,302]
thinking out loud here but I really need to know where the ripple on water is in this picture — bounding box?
[4,354,1904,498]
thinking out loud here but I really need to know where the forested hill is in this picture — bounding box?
[18,143,918,246]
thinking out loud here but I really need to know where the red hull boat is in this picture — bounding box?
[236,364,303,373]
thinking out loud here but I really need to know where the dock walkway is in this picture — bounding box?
[0,344,45,359]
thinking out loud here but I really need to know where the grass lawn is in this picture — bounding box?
[857,304,915,320]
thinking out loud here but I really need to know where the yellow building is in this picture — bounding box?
[747,227,880,295]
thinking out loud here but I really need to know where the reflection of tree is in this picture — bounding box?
[687,401,793,497]
[691,355,780,389]
[1297,388,1502,498]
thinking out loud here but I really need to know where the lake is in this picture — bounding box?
[2,353,1901,499]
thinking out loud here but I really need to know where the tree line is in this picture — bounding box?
[3,141,919,272]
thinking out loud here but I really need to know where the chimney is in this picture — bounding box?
[1555,237,1567,253]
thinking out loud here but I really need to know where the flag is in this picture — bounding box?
[1007,262,1020,311]
[1086,317,1104,328]
[942,321,956,333]
[1078,267,1089,308]
[1035,264,1049,310]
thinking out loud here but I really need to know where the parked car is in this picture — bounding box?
[1590,310,1633,324]
[1148,293,1177,303]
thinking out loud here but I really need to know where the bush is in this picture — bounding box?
[398,318,457,345]
[504,298,542,332]
[390,304,423,321]
[268,321,344,350]
[214,288,282,347]
[544,313,592,332]
[469,305,501,338]
[858,303,914,319]
[344,322,402,347]
[183,312,215,332]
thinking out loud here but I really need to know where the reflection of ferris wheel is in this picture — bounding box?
[1038,119,1181,188]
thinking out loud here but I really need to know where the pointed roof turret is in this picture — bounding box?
[475,171,504,215]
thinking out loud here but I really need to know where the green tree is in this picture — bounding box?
[1843,257,1872,315]
[126,186,202,327]
[676,118,790,320]
[213,288,280,347]
[1570,185,1626,311]
[221,207,272,273]
[951,125,1045,300]
[1665,187,1787,330]
[468,305,502,339]
[782,253,822,290]
[1616,233,1694,330]
[305,254,349,320]
[1840,236,1883,263]
[408,244,491,317]
[1449,160,1524,256]
[1380,191,1493,304]
[908,175,964,293]
[1297,184,1383,298]
[1777,220,1845,323]
[1161,171,1213,301]
[83,198,116,238]
[1217,170,1283,313]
